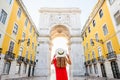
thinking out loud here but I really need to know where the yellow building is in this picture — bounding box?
[0,0,39,79]
[81,0,120,79]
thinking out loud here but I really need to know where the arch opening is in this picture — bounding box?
[50,25,70,80]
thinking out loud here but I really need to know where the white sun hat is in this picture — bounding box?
[55,48,67,57]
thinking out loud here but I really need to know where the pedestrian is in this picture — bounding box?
[51,48,71,80]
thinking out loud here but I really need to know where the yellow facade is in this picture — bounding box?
[81,0,120,61]
[2,0,39,61]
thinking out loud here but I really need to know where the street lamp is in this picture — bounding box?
[18,39,30,46]
[91,39,104,46]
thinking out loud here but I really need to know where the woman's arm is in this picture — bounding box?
[51,54,56,64]
[66,54,72,65]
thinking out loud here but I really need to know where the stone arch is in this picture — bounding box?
[50,24,70,40]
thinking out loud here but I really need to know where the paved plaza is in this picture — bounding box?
[3,76,120,80]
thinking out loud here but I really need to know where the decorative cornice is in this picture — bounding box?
[39,8,81,13]
[81,0,105,35]
[17,0,39,36]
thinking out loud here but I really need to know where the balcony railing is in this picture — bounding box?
[23,57,29,64]
[17,56,24,63]
[86,60,92,65]
[30,60,34,65]
[107,51,117,60]
[4,51,15,61]
[92,58,97,64]
[98,56,105,63]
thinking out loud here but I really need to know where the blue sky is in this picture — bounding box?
[22,0,98,29]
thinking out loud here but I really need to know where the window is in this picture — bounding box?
[0,9,7,24]
[13,23,18,35]
[89,65,93,74]
[86,43,88,49]
[24,18,28,27]
[88,26,91,33]
[95,33,99,41]
[88,53,90,60]
[103,24,108,35]
[29,25,32,33]
[18,47,23,56]
[114,10,120,25]
[30,54,32,60]
[25,51,28,58]
[17,8,21,18]
[109,0,115,5]
[98,47,102,56]
[92,20,96,27]
[92,51,95,58]
[99,9,103,18]
[6,0,12,5]
[22,32,25,40]
[3,62,11,74]
[82,36,84,41]
[8,41,14,52]
[106,41,113,53]
[85,32,87,37]
[32,43,34,49]
[94,65,98,74]
[0,34,1,38]
[90,39,93,46]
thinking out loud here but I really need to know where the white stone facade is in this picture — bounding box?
[35,8,85,79]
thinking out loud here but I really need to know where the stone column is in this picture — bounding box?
[70,37,85,77]
[35,37,50,78]
[104,61,114,78]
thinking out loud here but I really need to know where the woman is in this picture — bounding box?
[51,54,71,80]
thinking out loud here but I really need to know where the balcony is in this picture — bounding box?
[98,56,105,63]
[23,57,29,64]
[92,58,97,64]
[86,60,92,65]
[17,56,24,63]
[30,60,34,65]
[4,51,15,61]
[107,51,117,61]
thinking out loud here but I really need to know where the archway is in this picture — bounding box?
[50,25,70,79]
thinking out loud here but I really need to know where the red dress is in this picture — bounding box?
[53,58,68,80]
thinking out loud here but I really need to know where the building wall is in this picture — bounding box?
[0,0,39,79]
[81,0,120,79]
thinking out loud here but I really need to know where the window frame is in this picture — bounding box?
[102,24,108,36]
[99,9,103,18]
[12,23,18,35]
[17,8,22,18]
[0,9,7,24]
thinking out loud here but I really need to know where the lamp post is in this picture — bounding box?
[18,39,30,46]
[91,39,104,46]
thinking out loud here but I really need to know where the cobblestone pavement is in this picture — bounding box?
[4,76,120,80]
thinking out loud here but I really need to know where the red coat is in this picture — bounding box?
[53,58,68,80]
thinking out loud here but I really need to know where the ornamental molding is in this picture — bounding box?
[39,8,81,13]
